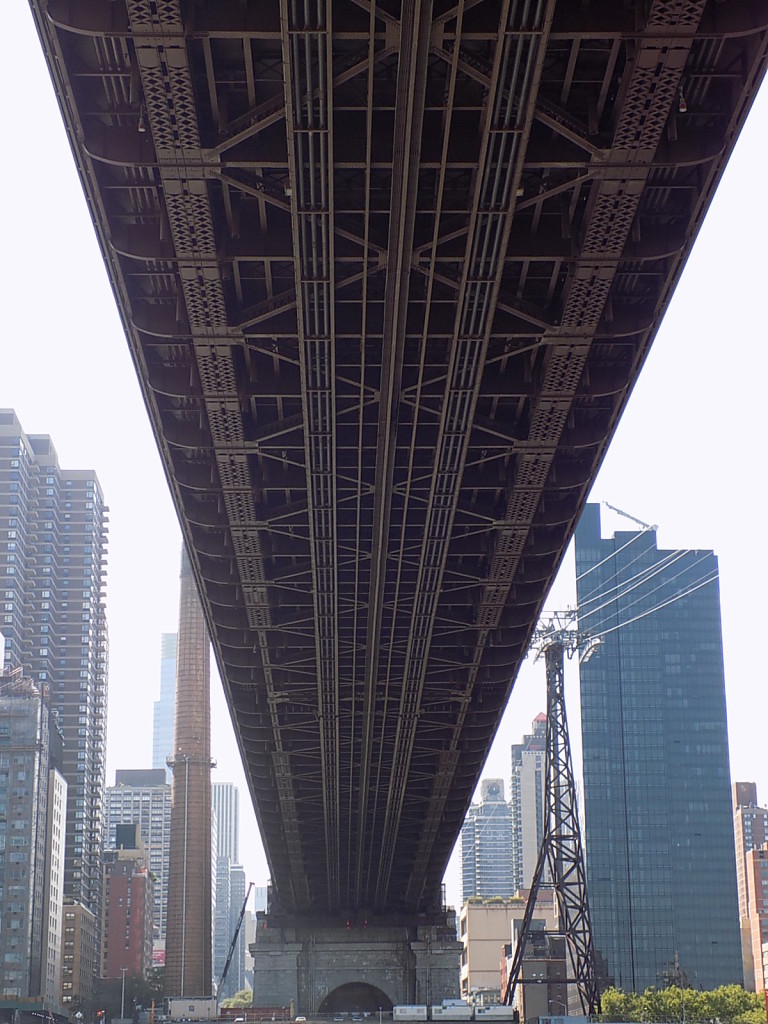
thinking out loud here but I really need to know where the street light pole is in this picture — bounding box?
[121,967,128,1020]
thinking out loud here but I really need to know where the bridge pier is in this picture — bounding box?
[250,911,462,1014]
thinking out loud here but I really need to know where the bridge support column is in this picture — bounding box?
[250,911,462,1015]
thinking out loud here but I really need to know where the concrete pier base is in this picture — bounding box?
[250,911,462,1014]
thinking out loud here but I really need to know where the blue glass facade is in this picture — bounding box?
[575,503,741,992]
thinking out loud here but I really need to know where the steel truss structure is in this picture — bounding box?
[28,0,768,917]
[503,634,600,1015]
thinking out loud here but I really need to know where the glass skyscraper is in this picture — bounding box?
[575,503,741,992]
[153,632,177,782]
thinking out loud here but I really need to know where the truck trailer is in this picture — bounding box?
[166,997,219,1021]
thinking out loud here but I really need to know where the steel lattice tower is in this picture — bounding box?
[504,635,600,1016]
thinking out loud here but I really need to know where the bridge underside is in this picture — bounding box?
[30,0,768,916]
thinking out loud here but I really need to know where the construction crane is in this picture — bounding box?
[218,881,254,997]
[603,501,655,532]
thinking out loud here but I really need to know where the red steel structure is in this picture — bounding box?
[27,0,768,920]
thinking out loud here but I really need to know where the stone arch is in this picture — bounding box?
[317,982,394,1014]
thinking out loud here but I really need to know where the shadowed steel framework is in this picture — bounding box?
[27,0,768,919]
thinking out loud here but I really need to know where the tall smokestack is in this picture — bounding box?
[165,546,212,996]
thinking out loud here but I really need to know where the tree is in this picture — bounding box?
[220,988,253,1009]
[600,985,766,1024]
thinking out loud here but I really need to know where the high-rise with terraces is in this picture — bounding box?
[460,778,514,901]
[0,410,109,933]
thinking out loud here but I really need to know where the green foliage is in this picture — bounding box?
[220,988,254,1009]
[600,985,766,1024]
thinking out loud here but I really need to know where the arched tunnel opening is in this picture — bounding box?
[318,983,393,1015]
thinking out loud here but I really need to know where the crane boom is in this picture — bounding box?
[603,502,656,532]
[218,881,254,997]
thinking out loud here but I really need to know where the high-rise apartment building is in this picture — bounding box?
[461,779,514,901]
[734,783,768,918]
[509,714,547,892]
[744,848,768,993]
[106,769,172,944]
[575,503,741,992]
[213,854,231,995]
[153,633,177,783]
[62,898,99,1011]
[101,824,154,981]
[0,410,109,922]
[228,865,247,997]
[733,782,768,990]
[213,783,240,863]
[0,671,67,1006]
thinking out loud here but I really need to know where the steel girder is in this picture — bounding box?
[29,0,768,917]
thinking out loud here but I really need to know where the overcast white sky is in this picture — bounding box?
[1,4,767,911]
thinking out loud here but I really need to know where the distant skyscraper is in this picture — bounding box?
[213,783,240,863]
[213,854,231,995]
[107,769,172,943]
[212,784,245,997]
[228,865,247,996]
[165,547,213,997]
[154,633,177,782]
[575,503,741,992]
[0,410,109,925]
[461,778,514,901]
[509,713,547,892]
